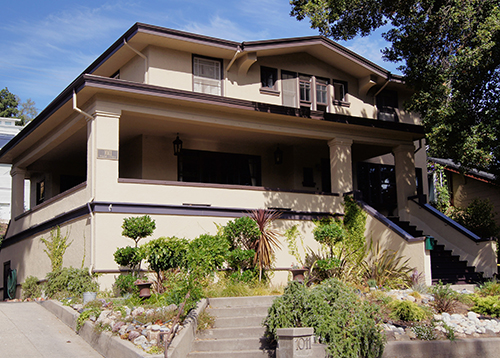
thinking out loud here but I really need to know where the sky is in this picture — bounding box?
[0,0,400,113]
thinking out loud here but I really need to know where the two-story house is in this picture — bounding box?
[0,23,496,297]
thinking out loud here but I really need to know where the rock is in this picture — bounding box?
[112,321,125,333]
[407,295,416,302]
[405,328,417,339]
[132,307,145,317]
[151,324,161,331]
[134,335,147,346]
[128,331,140,341]
[118,325,128,336]
[148,330,161,342]
[467,312,479,321]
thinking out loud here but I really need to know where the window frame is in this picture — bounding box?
[332,80,349,105]
[260,66,278,90]
[192,54,223,96]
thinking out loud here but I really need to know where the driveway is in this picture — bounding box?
[0,301,102,357]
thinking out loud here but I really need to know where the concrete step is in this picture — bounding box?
[213,315,265,328]
[198,326,266,340]
[207,305,270,318]
[207,295,277,308]
[188,349,275,358]
[193,337,272,352]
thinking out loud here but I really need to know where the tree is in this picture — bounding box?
[0,88,19,118]
[290,0,500,178]
[16,98,38,125]
[121,215,156,247]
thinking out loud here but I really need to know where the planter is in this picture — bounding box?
[135,281,152,298]
[291,268,308,283]
[83,291,97,304]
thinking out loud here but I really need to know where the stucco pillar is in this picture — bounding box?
[10,167,26,220]
[393,144,417,221]
[87,109,121,201]
[328,138,353,196]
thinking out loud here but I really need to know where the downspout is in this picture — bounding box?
[123,39,149,84]
[73,89,96,272]
[226,46,242,72]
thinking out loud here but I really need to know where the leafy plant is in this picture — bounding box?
[221,216,260,250]
[411,321,437,340]
[476,280,500,297]
[187,234,229,277]
[284,225,304,267]
[471,295,500,317]
[113,246,144,273]
[431,281,458,313]
[45,267,99,299]
[313,218,346,254]
[389,300,429,322]
[451,198,499,239]
[22,275,41,300]
[249,209,282,281]
[142,236,188,292]
[343,195,367,257]
[306,246,363,285]
[264,279,385,358]
[227,248,255,272]
[40,226,72,272]
[77,305,102,331]
[122,215,156,247]
[113,273,139,296]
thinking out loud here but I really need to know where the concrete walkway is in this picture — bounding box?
[0,302,102,358]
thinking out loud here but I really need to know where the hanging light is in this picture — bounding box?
[274,144,283,164]
[173,133,183,156]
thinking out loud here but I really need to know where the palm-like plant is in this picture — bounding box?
[250,209,282,281]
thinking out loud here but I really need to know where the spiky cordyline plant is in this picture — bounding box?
[250,209,282,281]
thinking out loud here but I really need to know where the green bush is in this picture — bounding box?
[113,246,144,269]
[122,215,156,247]
[431,281,458,313]
[222,216,260,250]
[313,218,346,248]
[476,280,500,297]
[264,279,385,358]
[471,295,500,317]
[187,234,229,276]
[227,248,255,271]
[411,321,437,340]
[389,300,429,322]
[343,195,367,256]
[22,275,41,300]
[452,198,499,239]
[113,273,139,296]
[45,267,99,299]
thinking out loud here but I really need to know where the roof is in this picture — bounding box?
[429,157,496,183]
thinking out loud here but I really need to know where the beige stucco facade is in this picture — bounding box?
[0,23,494,297]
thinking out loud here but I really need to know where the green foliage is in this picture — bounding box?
[77,305,102,331]
[113,273,139,296]
[22,276,41,300]
[222,216,260,250]
[343,195,367,256]
[428,163,452,213]
[143,236,188,273]
[121,215,156,247]
[264,279,385,357]
[284,225,304,266]
[40,226,72,272]
[0,88,19,118]
[389,300,429,322]
[313,218,346,248]
[160,270,204,311]
[477,280,500,297]
[290,0,500,176]
[411,321,437,340]
[187,234,229,277]
[226,248,255,272]
[471,295,500,317]
[431,281,459,313]
[452,198,499,239]
[113,246,144,269]
[443,322,456,341]
[45,267,99,299]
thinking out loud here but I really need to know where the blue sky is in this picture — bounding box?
[0,0,399,112]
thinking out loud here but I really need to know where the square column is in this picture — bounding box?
[393,144,417,221]
[328,138,353,195]
[10,167,26,220]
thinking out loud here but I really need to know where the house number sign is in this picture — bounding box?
[97,149,118,160]
[295,337,311,350]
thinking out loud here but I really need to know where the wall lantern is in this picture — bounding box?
[173,133,183,156]
[274,145,283,165]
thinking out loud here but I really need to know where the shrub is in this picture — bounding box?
[22,275,41,299]
[40,226,72,272]
[313,218,346,249]
[471,295,500,317]
[227,248,255,272]
[411,321,437,340]
[45,267,99,299]
[389,300,429,322]
[476,280,500,297]
[122,215,156,247]
[187,234,229,277]
[343,195,367,256]
[113,246,144,271]
[431,281,458,313]
[113,273,139,296]
[451,198,499,239]
[264,279,385,358]
[222,216,260,250]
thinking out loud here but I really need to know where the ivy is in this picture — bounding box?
[40,226,72,272]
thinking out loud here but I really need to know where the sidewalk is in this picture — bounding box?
[0,301,102,358]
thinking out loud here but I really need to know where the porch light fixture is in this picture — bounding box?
[173,133,183,156]
[274,145,283,164]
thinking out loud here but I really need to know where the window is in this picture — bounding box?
[193,56,222,95]
[36,179,45,205]
[299,75,311,103]
[376,90,399,121]
[333,81,347,102]
[179,149,261,186]
[316,78,328,105]
[261,67,277,89]
[281,71,298,107]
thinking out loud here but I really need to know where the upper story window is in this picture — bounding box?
[261,66,278,90]
[316,78,329,106]
[333,80,348,103]
[376,89,399,121]
[193,56,222,95]
[299,75,312,104]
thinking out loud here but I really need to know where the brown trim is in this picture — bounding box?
[15,182,87,221]
[117,177,340,196]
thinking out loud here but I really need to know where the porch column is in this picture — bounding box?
[87,109,121,200]
[328,138,353,196]
[393,144,417,221]
[10,167,26,220]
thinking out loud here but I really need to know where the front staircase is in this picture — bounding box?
[388,217,484,284]
[188,296,277,358]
